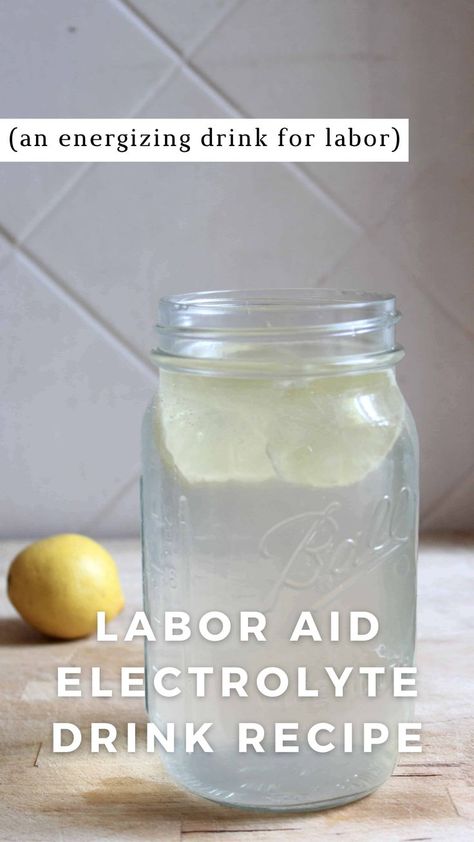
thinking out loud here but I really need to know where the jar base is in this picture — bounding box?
[168,770,384,814]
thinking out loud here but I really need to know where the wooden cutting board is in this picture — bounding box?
[0,537,473,841]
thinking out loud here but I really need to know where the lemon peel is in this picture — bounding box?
[7,534,124,639]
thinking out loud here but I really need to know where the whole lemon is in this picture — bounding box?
[7,534,124,639]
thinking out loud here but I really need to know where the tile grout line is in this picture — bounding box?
[286,161,364,231]
[14,242,157,382]
[114,0,363,233]
[121,0,244,60]
[120,0,243,122]
[367,227,474,345]
[19,163,94,243]
[185,0,243,55]
[312,227,368,288]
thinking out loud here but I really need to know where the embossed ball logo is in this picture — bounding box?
[260,488,413,611]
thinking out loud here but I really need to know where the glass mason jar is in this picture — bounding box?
[141,290,418,812]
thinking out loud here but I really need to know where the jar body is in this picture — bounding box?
[141,363,418,811]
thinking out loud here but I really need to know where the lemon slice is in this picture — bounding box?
[267,371,404,487]
[155,372,274,483]
[155,370,404,487]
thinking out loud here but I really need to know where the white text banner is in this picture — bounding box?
[0,119,409,163]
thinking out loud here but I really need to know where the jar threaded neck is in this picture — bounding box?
[153,289,403,377]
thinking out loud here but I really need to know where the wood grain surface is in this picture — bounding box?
[0,537,473,841]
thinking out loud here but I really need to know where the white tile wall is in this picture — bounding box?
[1,0,473,537]
[0,164,82,240]
[192,0,373,118]
[373,161,474,338]
[0,248,152,536]
[0,0,174,118]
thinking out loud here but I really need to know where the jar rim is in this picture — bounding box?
[154,289,402,376]
[158,289,396,330]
